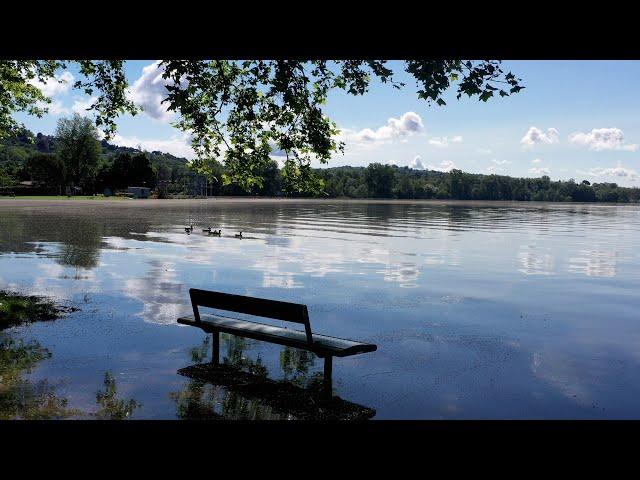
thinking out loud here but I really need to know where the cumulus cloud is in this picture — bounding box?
[338,111,424,146]
[529,167,551,176]
[410,155,425,170]
[427,160,456,172]
[476,147,492,154]
[532,158,542,164]
[111,132,195,159]
[521,126,559,148]
[428,135,462,148]
[128,61,183,122]
[40,99,70,116]
[568,128,638,151]
[492,159,511,165]
[71,96,97,116]
[584,164,638,181]
[29,71,74,97]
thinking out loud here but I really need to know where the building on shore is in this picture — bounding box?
[127,186,150,199]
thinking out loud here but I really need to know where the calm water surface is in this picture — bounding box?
[1,199,639,419]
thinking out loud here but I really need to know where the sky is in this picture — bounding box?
[15,60,640,186]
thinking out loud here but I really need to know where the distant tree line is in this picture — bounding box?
[1,119,639,202]
[318,164,640,203]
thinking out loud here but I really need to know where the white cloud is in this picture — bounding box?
[111,132,195,159]
[568,128,638,152]
[410,155,425,170]
[476,147,492,154]
[338,111,424,146]
[428,135,462,148]
[128,61,182,122]
[36,99,70,116]
[492,159,511,165]
[584,164,638,181]
[427,160,456,172]
[72,96,97,116]
[529,167,551,176]
[521,126,559,148]
[532,158,542,164]
[29,71,74,97]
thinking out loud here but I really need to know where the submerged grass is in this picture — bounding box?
[0,291,78,330]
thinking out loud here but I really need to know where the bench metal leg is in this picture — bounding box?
[323,356,333,400]
[211,331,219,366]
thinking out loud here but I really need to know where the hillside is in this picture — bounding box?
[0,127,189,171]
[2,127,640,202]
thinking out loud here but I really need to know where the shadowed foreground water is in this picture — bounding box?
[0,199,639,419]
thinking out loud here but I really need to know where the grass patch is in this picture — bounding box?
[0,291,78,330]
[0,195,129,200]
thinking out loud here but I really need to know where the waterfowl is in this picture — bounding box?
[202,227,212,233]
[234,231,243,239]
[212,229,222,236]
[184,225,193,233]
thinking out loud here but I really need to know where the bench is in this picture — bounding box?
[177,288,377,399]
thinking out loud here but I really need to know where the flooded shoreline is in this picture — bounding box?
[1,201,639,419]
[0,197,634,209]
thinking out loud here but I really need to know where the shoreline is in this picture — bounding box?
[0,196,636,208]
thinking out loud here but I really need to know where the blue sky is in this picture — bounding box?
[16,60,640,186]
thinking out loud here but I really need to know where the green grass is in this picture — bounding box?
[0,291,77,329]
[0,195,130,200]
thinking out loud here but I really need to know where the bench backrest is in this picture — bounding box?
[189,288,313,344]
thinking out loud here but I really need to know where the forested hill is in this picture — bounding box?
[0,128,189,171]
[2,127,639,203]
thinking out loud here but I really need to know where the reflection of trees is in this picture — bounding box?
[0,332,141,420]
[93,371,140,420]
[56,216,104,269]
[0,210,104,270]
[221,334,268,378]
[0,335,77,419]
[171,336,375,420]
[0,207,166,271]
[280,346,316,387]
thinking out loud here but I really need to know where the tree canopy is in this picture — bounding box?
[55,114,102,189]
[1,60,524,192]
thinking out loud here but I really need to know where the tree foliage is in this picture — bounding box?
[54,114,101,189]
[1,60,523,192]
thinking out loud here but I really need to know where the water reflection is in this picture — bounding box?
[568,249,618,278]
[1,200,640,418]
[94,371,140,419]
[172,337,375,420]
[123,260,187,325]
[0,335,77,419]
[0,332,140,419]
[518,244,555,276]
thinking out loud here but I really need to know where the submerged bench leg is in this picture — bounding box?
[323,356,333,400]
[211,331,219,366]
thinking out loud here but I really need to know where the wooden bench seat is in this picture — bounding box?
[177,288,377,399]
[178,314,377,358]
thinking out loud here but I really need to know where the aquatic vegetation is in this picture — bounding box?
[0,290,77,330]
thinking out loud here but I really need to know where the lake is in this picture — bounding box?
[1,198,639,419]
